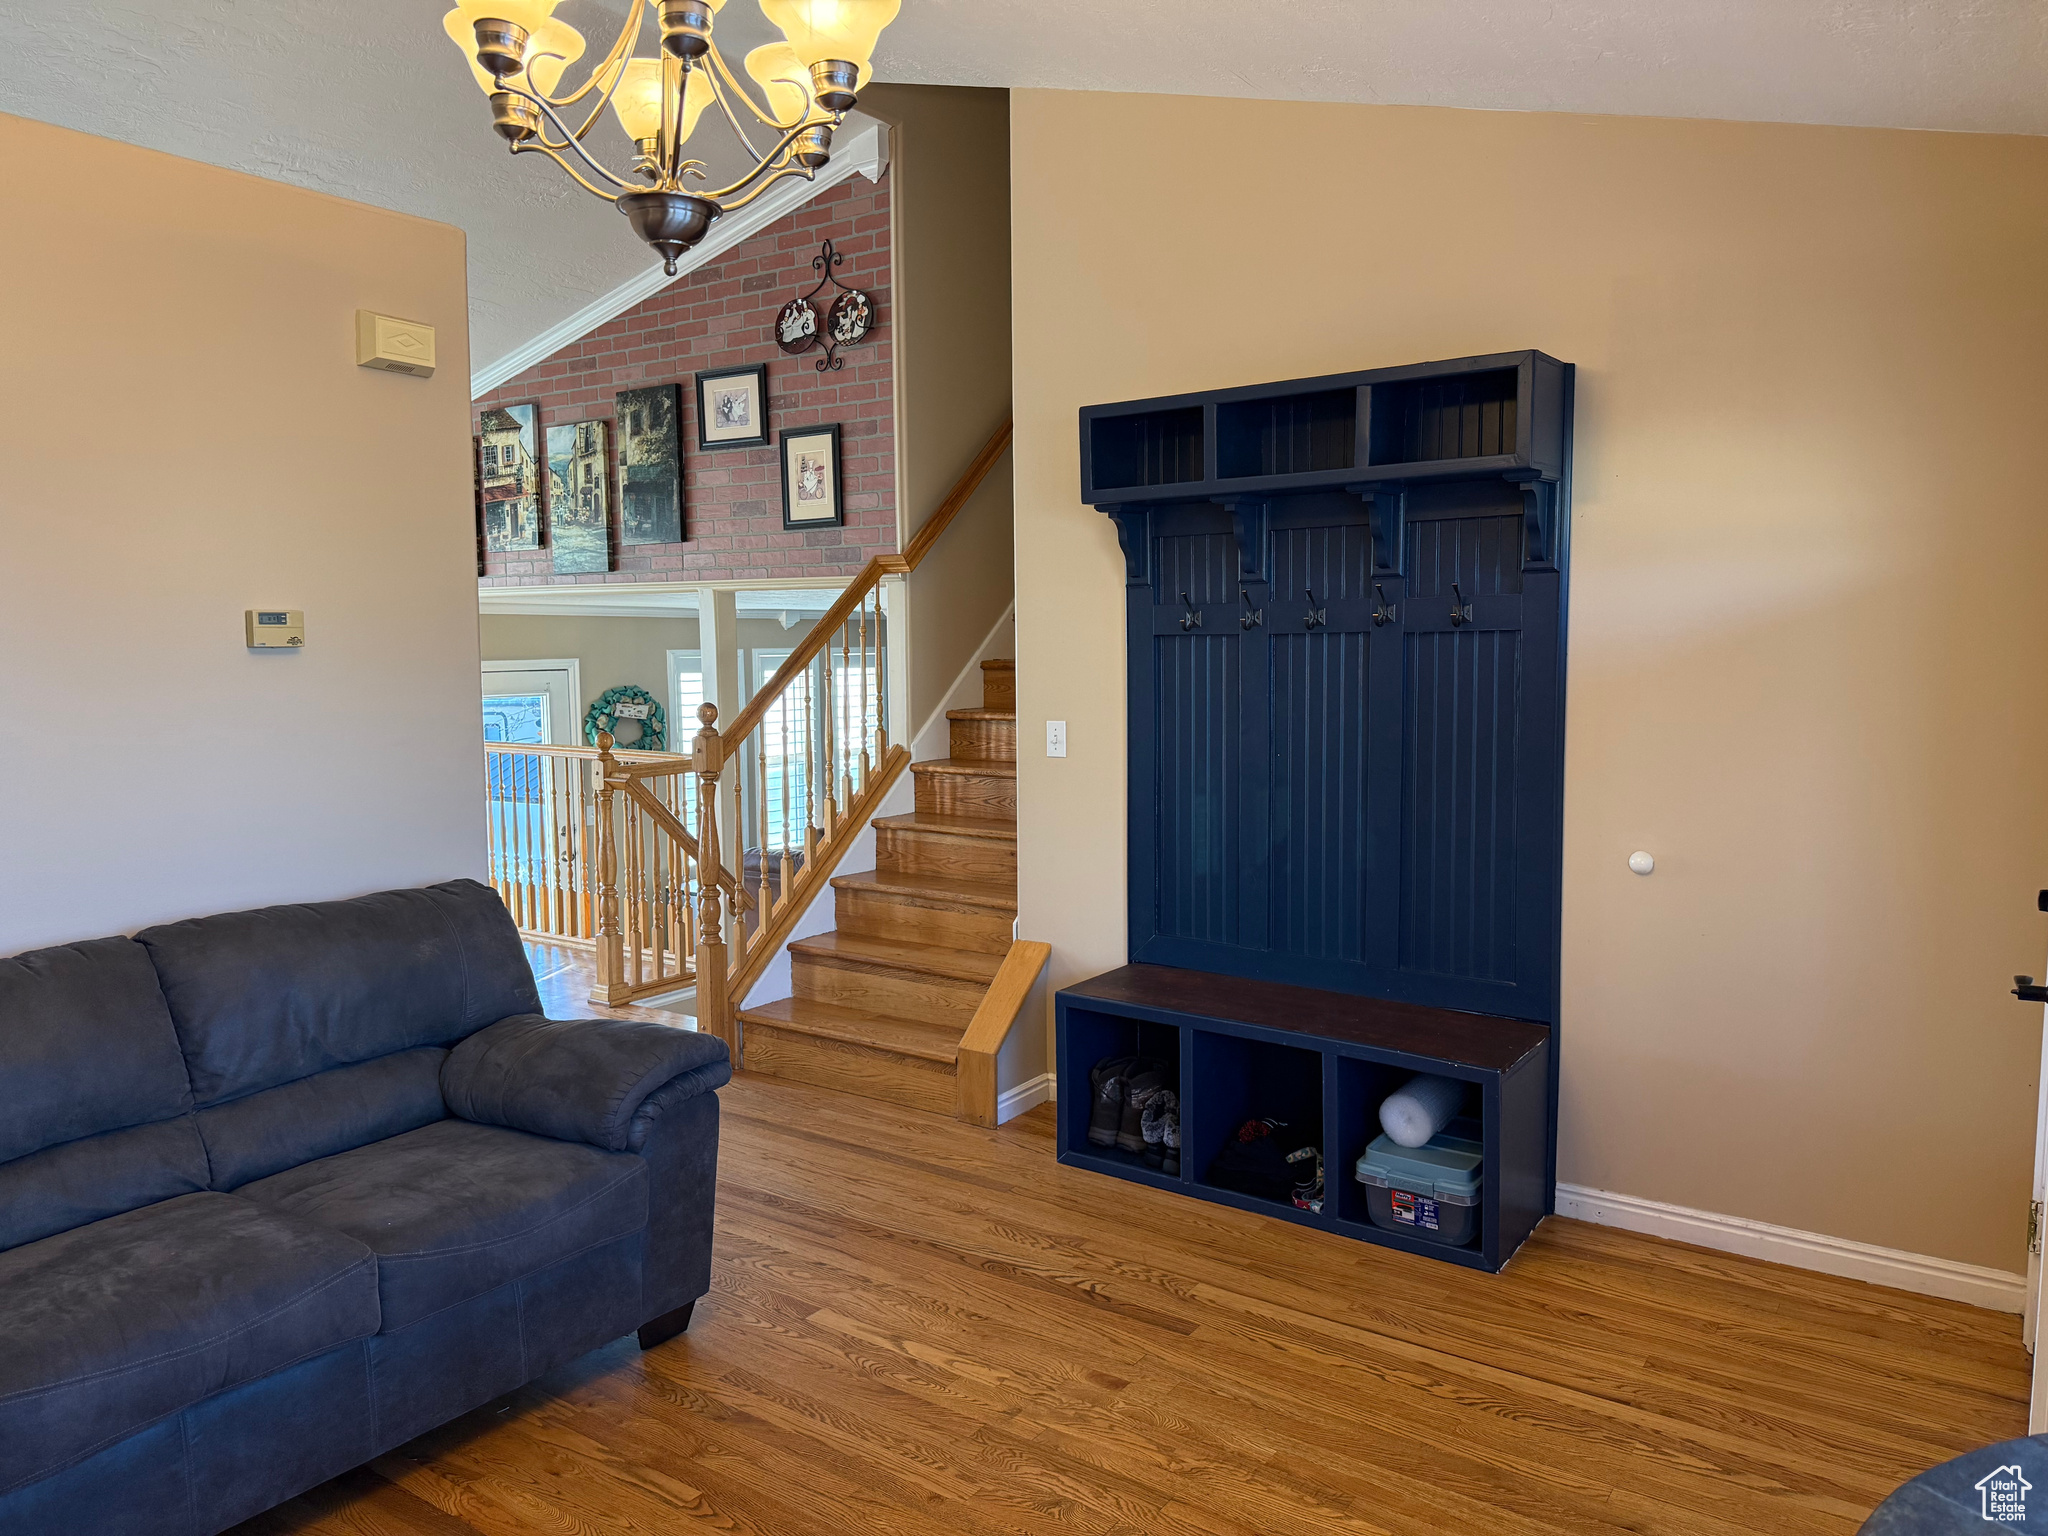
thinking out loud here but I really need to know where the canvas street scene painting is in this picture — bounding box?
[547,419,611,575]
[479,403,541,550]
[616,383,683,545]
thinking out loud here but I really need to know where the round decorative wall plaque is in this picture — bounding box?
[774,296,819,354]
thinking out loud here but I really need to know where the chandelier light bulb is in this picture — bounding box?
[759,0,899,109]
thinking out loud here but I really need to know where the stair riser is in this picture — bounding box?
[915,769,1015,821]
[742,1024,956,1117]
[836,886,1013,956]
[949,717,1016,764]
[877,826,1017,882]
[981,663,1015,712]
[793,953,983,1026]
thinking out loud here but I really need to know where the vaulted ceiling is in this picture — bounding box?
[10,0,2041,381]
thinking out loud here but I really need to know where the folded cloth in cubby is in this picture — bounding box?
[1208,1118,1316,1203]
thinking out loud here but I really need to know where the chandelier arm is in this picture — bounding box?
[710,154,816,214]
[705,115,840,205]
[705,44,789,134]
[699,54,766,161]
[511,141,626,203]
[543,2,646,109]
[498,81,637,192]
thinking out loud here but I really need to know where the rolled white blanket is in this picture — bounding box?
[1379,1073,1464,1149]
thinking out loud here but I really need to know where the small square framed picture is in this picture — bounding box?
[696,363,769,450]
[780,424,844,529]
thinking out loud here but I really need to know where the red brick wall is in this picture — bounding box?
[474,173,894,586]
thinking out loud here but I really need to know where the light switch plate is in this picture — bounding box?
[1046,720,1067,758]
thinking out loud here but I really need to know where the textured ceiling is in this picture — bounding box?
[878,0,2048,137]
[6,1,2043,376]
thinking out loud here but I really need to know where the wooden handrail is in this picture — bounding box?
[955,941,1051,1127]
[717,419,1012,752]
[485,740,689,768]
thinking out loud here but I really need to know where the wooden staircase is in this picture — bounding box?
[738,659,1031,1118]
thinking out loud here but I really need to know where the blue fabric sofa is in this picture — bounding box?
[0,879,730,1536]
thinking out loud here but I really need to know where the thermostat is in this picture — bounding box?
[245,610,305,649]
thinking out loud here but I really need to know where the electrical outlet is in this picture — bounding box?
[1046,720,1067,758]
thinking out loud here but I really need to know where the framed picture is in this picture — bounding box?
[546,419,611,575]
[780,424,843,529]
[695,363,769,450]
[472,435,486,575]
[478,402,542,550]
[614,383,683,545]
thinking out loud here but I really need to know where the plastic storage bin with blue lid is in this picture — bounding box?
[1355,1133,1484,1247]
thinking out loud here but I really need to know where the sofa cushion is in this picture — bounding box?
[199,1046,451,1190]
[0,936,191,1166]
[138,879,541,1108]
[234,1118,647,1331]
[0,1191,379,1496]
[0,1118,210,1255]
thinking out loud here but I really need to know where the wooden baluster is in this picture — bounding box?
[547,756,564,937]
[778,685,795,903]
[591,734,625,1004]
[840,613,855,817]
[820,647,836,841]
[756,731,772,934]
[859,592,871,790]
[874,589,889,759]
[690,704,733,1051]
[488,752,507,908]
[625,791,644,989]
[518,753,538,929]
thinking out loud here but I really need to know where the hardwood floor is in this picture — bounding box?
[233,946,2028,1536]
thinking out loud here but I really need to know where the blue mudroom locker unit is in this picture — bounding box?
[1056,350,1573,1271]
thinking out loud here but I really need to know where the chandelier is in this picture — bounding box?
[443,0,901,274]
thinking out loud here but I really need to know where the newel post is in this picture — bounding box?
[589,731,630,1007]
[690,704,735,1053]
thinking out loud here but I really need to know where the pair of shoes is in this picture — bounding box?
[1086,1055,1136,1147]
[1088,1056,1171,1154]
[1141,1087,1180,1176]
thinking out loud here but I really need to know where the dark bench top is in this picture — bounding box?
[1058,964,1549,1074]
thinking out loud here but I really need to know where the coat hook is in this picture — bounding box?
[1304,586,1327,630]
[1372,582,1398,628]
[1179,590,1204,631]
[1239,583,1263,630]
[1450,582,1473,627]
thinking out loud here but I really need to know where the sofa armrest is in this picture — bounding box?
[442,1014,731,1153]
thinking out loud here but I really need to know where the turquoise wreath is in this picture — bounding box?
[585,685,666,751]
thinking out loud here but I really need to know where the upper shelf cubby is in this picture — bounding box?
[1080,350,1569,508]
[1088,405,1205,492]
[1217,388,1355,480]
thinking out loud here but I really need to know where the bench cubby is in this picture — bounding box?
[1057,964,1550,1272]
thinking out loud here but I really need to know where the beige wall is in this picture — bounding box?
[0,113,484,953]
[863,85,1015,730]
[1011,89,2048,1270]
[478,611,817,739]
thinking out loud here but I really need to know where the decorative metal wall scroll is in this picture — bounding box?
[773,238,874,372]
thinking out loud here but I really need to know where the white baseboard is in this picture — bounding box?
[1556,1182,2027,1314]
[997,1071,1055,1125]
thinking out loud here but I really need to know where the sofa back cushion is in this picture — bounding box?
[198,1046,452,1189]
[0,937,208,1251]
[138,879,540,1110]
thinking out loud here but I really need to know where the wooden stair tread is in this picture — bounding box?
[981,659,1014,670]
[946,708,1016,722]
[912,757,1017,779]
[874,811,1016,842]
[789,930,1005,985]
[832,868,1019,912]
[737,996,962,1064]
